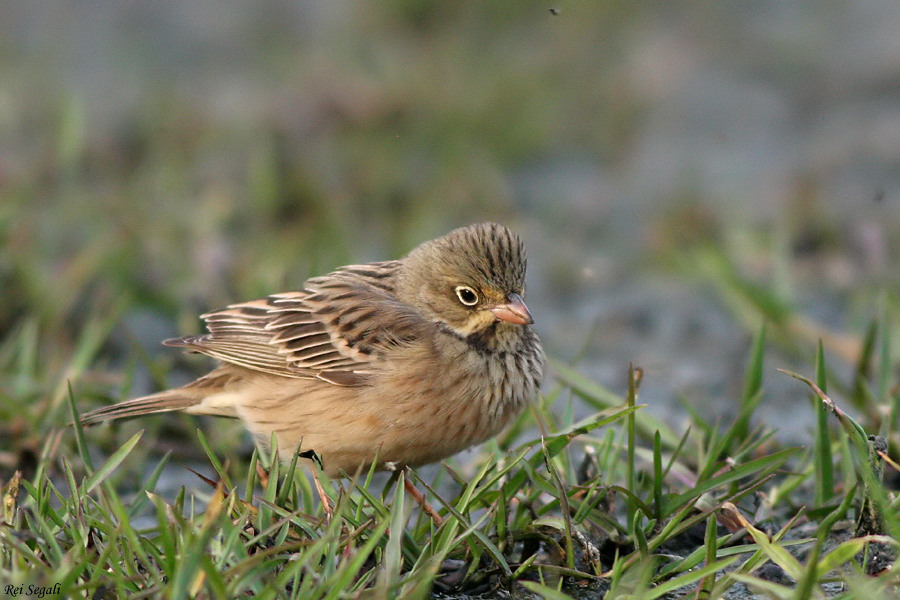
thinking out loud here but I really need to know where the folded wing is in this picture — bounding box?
[165,260,421,386]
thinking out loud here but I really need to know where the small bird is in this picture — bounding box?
[82,223,545,477]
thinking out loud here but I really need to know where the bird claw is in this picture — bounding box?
[297,448,324,471]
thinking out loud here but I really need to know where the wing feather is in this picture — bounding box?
[165,260,418,385]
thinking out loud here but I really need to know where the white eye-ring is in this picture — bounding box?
[454,285,479,306]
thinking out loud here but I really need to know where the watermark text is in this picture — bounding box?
[4,583,61,598]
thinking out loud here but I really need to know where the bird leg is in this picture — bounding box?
[297,449,333,521]
[401,467,443,527]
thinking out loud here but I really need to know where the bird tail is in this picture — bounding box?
[80,389,201,426]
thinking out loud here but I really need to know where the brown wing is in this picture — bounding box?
[165,260,421,385]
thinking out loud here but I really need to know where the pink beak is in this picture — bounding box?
[489,293,534,325]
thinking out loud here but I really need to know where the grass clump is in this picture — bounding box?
[2,313,900,599]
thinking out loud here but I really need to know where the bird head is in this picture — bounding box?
[397,222,534,340]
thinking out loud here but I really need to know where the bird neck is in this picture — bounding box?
[438,320,528,356]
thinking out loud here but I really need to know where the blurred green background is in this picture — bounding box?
[2,1,900,464]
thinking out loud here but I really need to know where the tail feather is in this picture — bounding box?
[80,390,200,426]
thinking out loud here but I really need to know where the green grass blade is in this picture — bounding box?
[83,430,143,494]
[813,340,834,505]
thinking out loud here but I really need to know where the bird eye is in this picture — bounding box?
[454,285,479,306]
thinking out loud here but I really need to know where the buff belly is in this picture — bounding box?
[213,367,521,477]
